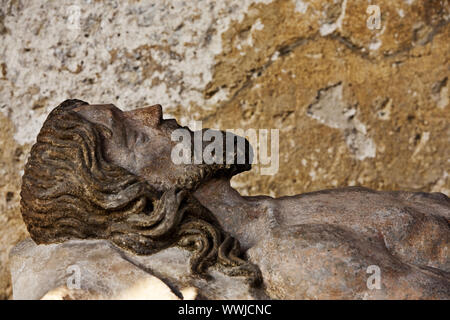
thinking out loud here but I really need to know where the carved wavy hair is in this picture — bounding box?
[21,99,261,285]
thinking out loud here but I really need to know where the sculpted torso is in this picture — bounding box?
[20,100,450,299]
[194,178,450,299]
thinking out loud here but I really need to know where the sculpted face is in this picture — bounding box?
[73,103,251,193]
[74,103,190,192]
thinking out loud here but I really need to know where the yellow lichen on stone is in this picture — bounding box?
[0,113,29,299]
[169,0,450,197]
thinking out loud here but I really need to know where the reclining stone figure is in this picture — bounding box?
[16,99,449,299]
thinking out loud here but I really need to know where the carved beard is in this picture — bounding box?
[177,128,253,191]
[141,127,253,193]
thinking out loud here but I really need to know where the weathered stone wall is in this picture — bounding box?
[0,0,448,299]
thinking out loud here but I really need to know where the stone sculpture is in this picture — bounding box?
[15,99,449,299]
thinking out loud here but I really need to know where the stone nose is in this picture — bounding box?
[126,104,163,127]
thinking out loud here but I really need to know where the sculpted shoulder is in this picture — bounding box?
[245,187,450,299]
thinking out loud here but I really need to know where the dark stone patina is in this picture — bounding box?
[19,99,450,299]
[20,99,260,286]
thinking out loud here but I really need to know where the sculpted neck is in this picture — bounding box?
[193,177,266,250]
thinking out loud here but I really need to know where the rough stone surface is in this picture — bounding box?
[10,238,265,300]
[10,187,450,300]
[198,0,450,197]
[1,0,449,299]
[246,187,450,299]
[10,239,184,300]
[0,112,29,300]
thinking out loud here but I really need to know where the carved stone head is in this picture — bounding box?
[20,99,260,284]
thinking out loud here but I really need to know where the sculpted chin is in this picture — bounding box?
[21,99,450,299]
